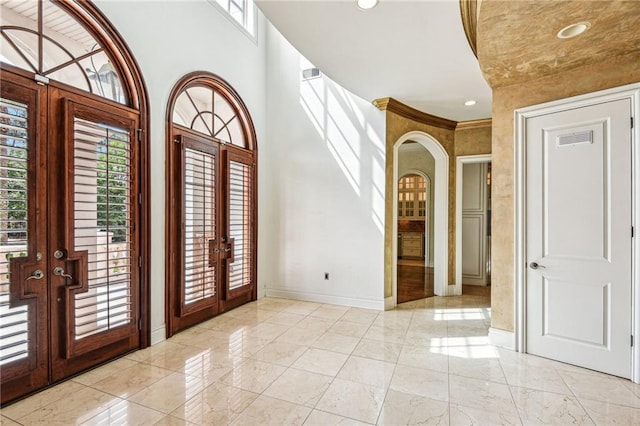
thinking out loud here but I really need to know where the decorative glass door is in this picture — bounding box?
[167,73,257,336]
[0,71,141,403]
[0,74,49,403]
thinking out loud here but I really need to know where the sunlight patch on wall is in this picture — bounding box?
[299,56,362,196]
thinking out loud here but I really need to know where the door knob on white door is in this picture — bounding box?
[529,262,546,270]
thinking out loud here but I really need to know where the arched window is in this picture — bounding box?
[166,72,257,336]
[0,0,149,404]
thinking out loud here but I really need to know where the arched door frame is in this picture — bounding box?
[391,131,449,307]
[165,71,258,337]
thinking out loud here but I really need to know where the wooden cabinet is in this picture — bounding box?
[398,174,427,220]
[399,232,424,258]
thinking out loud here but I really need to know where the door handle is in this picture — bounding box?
[529,262,546,270]
[25,269,44,281]
[53,267,73,281]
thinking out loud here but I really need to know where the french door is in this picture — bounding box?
[168,129,256,336]
[1,69,141,403]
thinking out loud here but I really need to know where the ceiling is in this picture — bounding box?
[478,0,640,87]
[256,0,492,122]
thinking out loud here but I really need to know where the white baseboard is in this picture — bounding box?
[265,288,384,311]
[384,296,395,311]
[488,327,516,350]
[151,325,166,345]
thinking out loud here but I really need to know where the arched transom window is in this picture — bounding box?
[172,75,255,149]
[1,0,127,104]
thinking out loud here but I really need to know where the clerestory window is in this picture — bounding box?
[210,0,256,38]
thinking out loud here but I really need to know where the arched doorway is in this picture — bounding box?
[0,1,149,404]
[165,72,257,336]
[391,131,448,305]
[397,168,432,303]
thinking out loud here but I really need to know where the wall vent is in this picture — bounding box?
[557,130,593,147]
[302,67,321,80]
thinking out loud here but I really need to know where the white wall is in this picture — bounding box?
[263,24,386,309]
[95,0,268,343]
[94,1,386,341]
[398,143,436,265]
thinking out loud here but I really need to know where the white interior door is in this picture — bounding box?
[526,98,632,378]
[462,162,489,286]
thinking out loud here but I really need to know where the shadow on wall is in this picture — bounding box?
[298,57,386,233]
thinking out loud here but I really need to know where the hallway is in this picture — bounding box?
[1,295,638,425]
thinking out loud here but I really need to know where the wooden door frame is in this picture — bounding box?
[514,83,640,382]
[454,154,492,296]
[165,72,258,338]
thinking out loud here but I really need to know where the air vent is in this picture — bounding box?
[557,130,593,147]
[302,67,321,80]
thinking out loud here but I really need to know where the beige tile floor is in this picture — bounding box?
[2,295,640,425]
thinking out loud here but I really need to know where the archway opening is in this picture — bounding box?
[391,131,449,307]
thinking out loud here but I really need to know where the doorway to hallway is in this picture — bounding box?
[396,143,434,303]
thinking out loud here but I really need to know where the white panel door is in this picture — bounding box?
[526,98,632,378]
[462,163,489,285]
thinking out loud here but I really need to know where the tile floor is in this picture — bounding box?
[2,295,640,425]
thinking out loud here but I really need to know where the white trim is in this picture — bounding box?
[151,325,166,345]
[392,131,449,308]
[266,288,384,311]
[514,82,640,383]
[489,327,516,350]
[455,154,492,296]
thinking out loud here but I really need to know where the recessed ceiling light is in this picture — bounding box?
[464,100,477,106]
[357,0,378,10]
[557,21,591,39]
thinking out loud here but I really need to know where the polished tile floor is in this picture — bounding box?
[2,295,640,425]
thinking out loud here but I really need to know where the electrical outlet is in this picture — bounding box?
[324,272,329,280]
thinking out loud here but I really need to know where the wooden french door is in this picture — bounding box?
[168,129,255,335]
[1,69,141,404]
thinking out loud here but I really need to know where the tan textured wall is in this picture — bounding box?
[384,113,492,298]
[490,52,640,332]
[455,126,492,156]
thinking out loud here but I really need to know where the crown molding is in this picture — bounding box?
[455,118,492,130]
[373,97,457,130]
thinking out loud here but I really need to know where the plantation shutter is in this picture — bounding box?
[62,101,139,358]
[224,147,254,296]
[181,142,218,313]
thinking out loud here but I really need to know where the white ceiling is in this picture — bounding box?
[256,0,492,122]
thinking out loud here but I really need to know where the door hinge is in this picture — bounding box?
[632,117,634,129]
[139,193,142,205]
[137,128,143,143]
[138,318,142,331]
[138,256,142,268]
[633,226,635,238]
[632,335,634,347]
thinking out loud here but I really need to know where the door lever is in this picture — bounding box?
[25,270,44,281]
[53,267,73,281]
[529,262,546,270]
